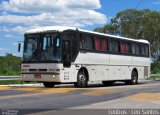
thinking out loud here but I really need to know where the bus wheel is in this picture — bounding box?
[43,82,55,88]
[76,71,88,88]
[102,81,114,86]
[131,71,138,85]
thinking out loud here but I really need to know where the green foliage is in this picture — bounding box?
[147,76,160,80]
[0,53,21,76]
[151,63,160,74]
[94,9,160,62]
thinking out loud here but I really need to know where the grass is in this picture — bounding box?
[0,80,38,85]
[147,76,160,80]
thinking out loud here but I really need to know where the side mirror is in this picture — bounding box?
[18,41,21,52]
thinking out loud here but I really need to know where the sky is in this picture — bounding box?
[0,0,160,57]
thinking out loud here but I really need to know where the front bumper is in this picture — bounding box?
[21,73,61,82]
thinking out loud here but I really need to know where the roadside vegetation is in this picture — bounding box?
[0,53,21,76]
[147,76,160,80]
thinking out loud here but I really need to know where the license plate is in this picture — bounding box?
[34,74,41,78]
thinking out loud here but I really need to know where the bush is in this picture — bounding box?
[0,53,21,76]
[151,63,160,74]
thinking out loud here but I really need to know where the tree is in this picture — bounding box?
[94,9,160,62]
[0,53,21,75]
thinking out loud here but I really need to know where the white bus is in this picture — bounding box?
[19,26,150,88]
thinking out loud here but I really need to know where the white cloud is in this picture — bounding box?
[0,10,107,31]
[12,42,17,46]
[5,34,14,38]
[1,0,101,13]
[0,26,10,32]
[4,34,21,39]
[11,26,31,33]
[0,0,108,33]
[0,26,31,34]
[0,48,9,51]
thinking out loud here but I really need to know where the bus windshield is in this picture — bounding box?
[23,33,62,62]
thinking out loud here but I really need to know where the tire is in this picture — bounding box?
[131,71,138,85]
[125,71,138,85]
[102,81,114,86]
[43,82,55,88]
[74,82,78,87]
[75,70,88,88]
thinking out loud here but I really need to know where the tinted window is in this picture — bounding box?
[141,45,149,56]
[95,37,107,51]
[120,41,131,54]
[80,34,93,50]
[120,41,127,53]
[132,43,140,55]
[95,38,101,51]
[63,32,79,61]
[109,39,119,53]
[23,33,62,62]
[101,38,107,51]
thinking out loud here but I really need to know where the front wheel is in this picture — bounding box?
[43,82,55,88]
[75,71,88,88]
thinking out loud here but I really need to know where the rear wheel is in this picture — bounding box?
[43,82,55,88]
[125,71,138,85]
[75,70,88,88]
[131,71,138,85]
[102,81,114,86]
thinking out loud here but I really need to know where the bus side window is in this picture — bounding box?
[80,34,93,50]
[132,43,140,55]
[132,44,136,55]
[109,39,119,53]
[145,45,149,56]
[95,38,101,51]
[101,38,107,51]
[136,44,140,55]
[127,43,131,54]
[86,36,93,50]
[95,38,107,51]
[141,45,149,56]
[120,41,128,54]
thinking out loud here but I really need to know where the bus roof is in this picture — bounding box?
[25,26,149,44]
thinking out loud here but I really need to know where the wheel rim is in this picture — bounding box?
[77,73,87,87]
[78,74,86,83]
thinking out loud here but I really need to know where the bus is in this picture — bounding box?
[18,26,150,88]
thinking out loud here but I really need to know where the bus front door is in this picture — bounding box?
[62,40,71,67]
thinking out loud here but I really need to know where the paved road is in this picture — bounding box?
[0,80,159,115]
